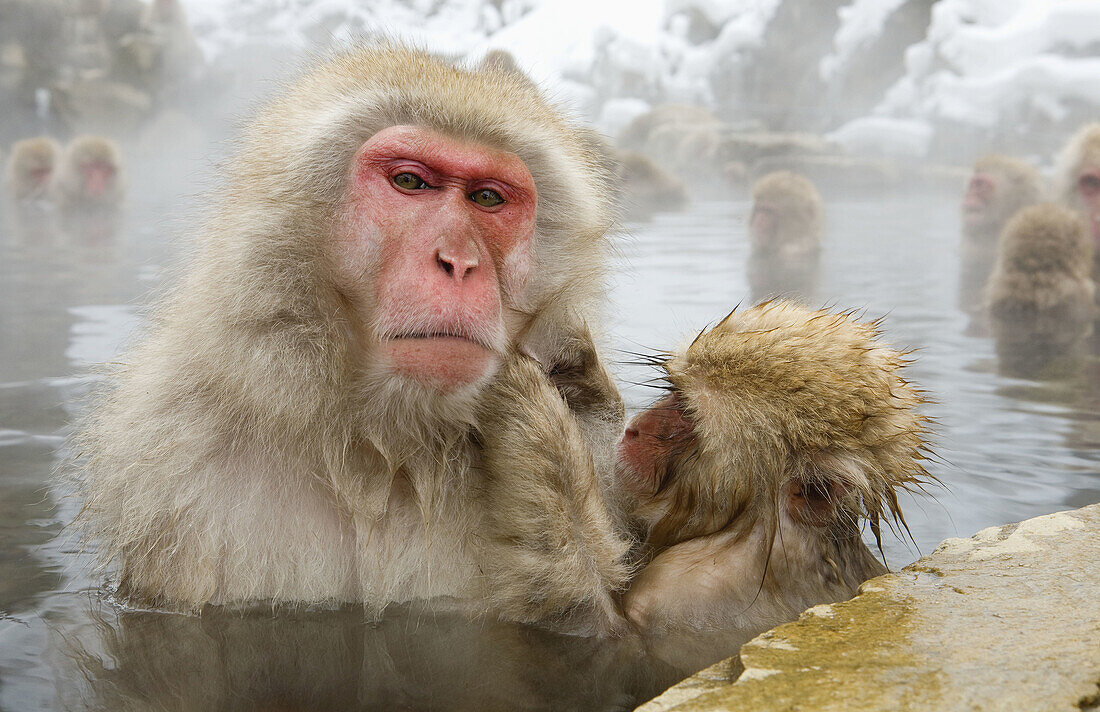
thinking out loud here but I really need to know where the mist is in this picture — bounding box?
[1,1,1098,710]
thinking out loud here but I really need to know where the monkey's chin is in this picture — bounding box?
[382,337,497,392]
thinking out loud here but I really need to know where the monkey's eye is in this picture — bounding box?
[469,188,505,208]
[392,172,428,190]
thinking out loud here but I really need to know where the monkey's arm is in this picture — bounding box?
[476,353,632,635]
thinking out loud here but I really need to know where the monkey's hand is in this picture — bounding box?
[540,326,625,485]
[476,353,632,636]
[544,326,623,426]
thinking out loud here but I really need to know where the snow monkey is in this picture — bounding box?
[3,136,61,201]
[958,154,1044,315]
[1055,123,1100,287]
[615,301,930,641]
[53,135,125,209]
[72,45,630,627]
[747,171,823,302]
[985,204,1095,377]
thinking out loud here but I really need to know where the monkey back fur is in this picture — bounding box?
[985,204,1096,359]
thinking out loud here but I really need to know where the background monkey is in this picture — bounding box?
[747,171,823,302]
[52,135,125,209]
[615,301,930,650]
[984,204,1095,377]
[1054,123,1100,293]
[957,154,1044,317]
[72,44,626,626]
[3,136,61,201]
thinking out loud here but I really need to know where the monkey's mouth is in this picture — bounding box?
[383,332,497,390]
[390,331,491,349]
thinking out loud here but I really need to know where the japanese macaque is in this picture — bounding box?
[3,137,61,201]
[1055,123,1100,286]
[747,171,823,302]
[616,149,688,220]
[985,204,1096,378]
[140,0,204,81]
[53,135,125,209]
[72,45,628,628]
[958,155,1044,316]
[617,301,929,647]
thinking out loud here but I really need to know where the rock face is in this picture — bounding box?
[638,504,1100,712]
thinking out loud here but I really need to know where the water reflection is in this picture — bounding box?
[42,599,676,712]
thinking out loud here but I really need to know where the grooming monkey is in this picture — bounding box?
[958,155,1044,316]
[747,171,823,301]
[985,204,1095,377]
[3,136,61,201]
[72,45,629,627]
[615,301,930,642]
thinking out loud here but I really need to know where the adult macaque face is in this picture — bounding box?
[336,126,538,391]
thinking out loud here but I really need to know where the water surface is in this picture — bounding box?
[1,187,1097,710]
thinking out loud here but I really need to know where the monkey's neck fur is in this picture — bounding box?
[75,281,502,613]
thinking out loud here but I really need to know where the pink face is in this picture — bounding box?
[748,203,778,246]
[81,161,115,198]
[1077,169,1100,246]
[961,172,995,227]
[615,393,695,497]
[337,125,538,391]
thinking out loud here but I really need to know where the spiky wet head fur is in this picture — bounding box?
[637,301,931,554]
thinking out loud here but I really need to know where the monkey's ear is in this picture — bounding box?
[781,476,848,527]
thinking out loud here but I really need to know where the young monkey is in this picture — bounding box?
[616,300,931,639]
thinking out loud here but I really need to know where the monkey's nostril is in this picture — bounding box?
[436,253,454,276]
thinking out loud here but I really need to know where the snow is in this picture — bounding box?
[820,0,908,81]
[827,116,933,158]
[876,0,1100,136]
[180,0,1100,159]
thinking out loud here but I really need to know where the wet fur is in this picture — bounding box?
[624,301,932,633]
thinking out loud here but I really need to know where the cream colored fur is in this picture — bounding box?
[70,44,621,619]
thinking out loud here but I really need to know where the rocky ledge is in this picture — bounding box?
[638,503,1100,712]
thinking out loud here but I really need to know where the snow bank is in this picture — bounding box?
[181,0,1100,159]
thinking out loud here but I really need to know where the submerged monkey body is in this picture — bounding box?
[73,45,628,619]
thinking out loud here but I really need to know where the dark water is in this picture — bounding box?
[1,185,1098,710]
